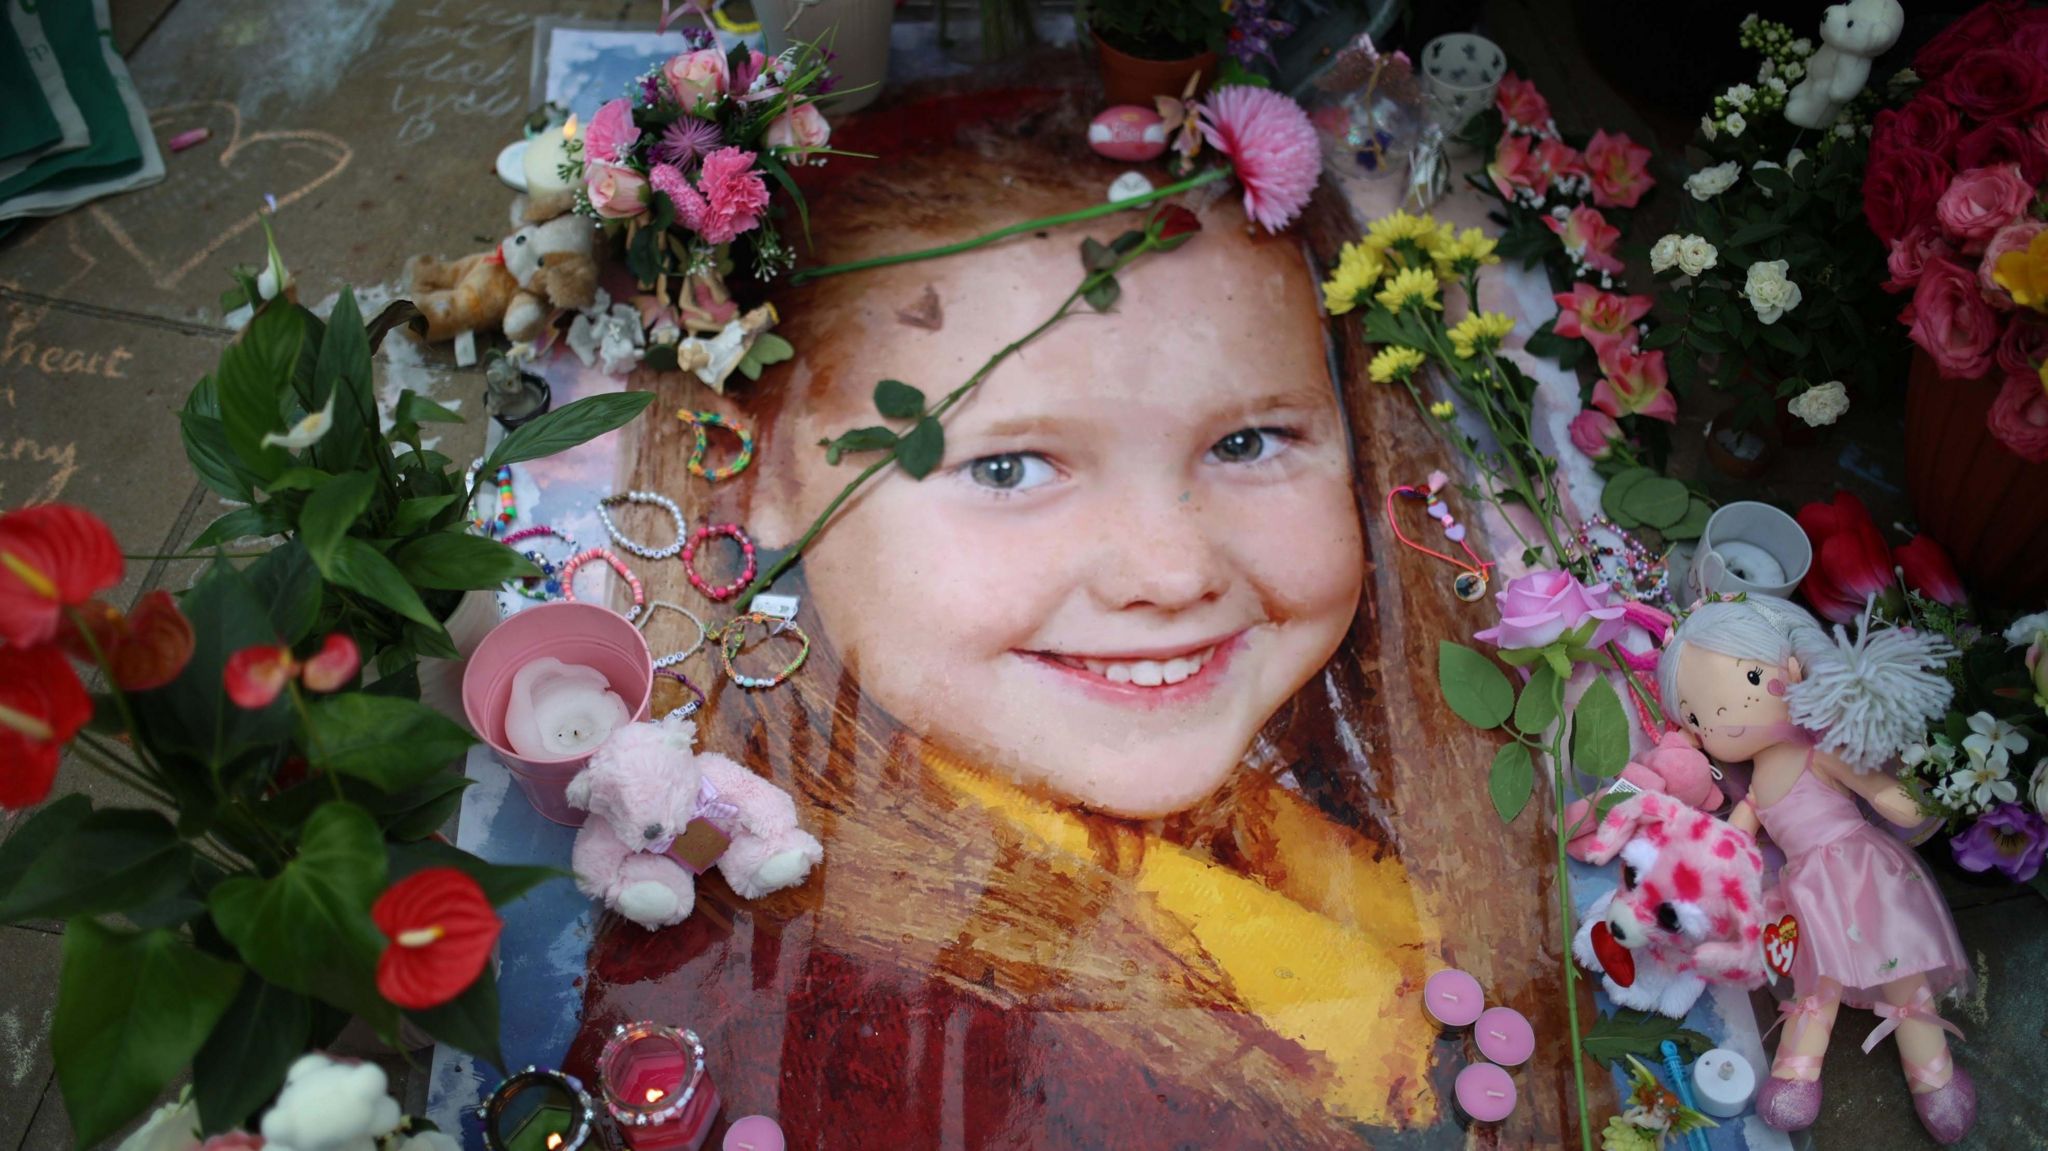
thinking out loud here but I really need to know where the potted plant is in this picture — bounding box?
[1076,0,1228,105]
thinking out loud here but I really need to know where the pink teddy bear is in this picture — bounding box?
[567,713,823,930]
[1564,730,1724,861]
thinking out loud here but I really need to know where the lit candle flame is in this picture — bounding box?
[646,1086,666,1103]
[562,115,579,141]
[546,1135,564,1150]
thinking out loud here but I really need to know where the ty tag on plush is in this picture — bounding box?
[663,818,731,875]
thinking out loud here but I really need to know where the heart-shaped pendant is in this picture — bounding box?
[1763,914,1799,978]
[1426,501,1448,519]
[1445,522,1467,543]
[1426,470,1449,493]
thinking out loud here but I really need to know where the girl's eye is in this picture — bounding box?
[1746,669,1762,686]
[1207,427,1290,465]
[1687,712,1700,729]
[964,453,1056,493]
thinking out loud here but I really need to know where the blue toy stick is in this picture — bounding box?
[1661,1040,1712,1151]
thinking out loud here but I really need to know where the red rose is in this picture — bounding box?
[2014,20,2048,72]
[1885,224,1956,292]
[1997,310,2048,375]
[1872,97,1963,164]
[1935,164,2033,253]
[1955,118,2048,185]
[1894,535,1968,607]
[1987,371,2048,462]
[1796,491,1901,624]
[1905,256,2003,379]
[1917,1,2026,82]
[1941,49,2048,121]
[1863,148,1954,244]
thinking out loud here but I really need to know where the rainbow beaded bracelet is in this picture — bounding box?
[679,410,755,482]
[716,612,810,690]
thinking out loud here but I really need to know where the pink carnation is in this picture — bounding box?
[1584,129,1654,210]
[1496,72,1551,131]
[1988,371,2048,462]
[1935,163,2034,253]
[1198,85,1320,232]
[583,98,640,166]
[1544,205,1624,276]
[670,146,770,246]
[649,162,690,203]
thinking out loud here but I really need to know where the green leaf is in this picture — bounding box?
[873,379,926,420]
[387,838,566,906]
[1759,320,1809,357]
[371,775,472,841]
[1489,742,1535,823]
[193,977,310,1134]
[822,426,898,466]
[365,299,427,352]
[0,794,91,908]
[128,559,294,775]
[300,471,376,574]
[1497,646,1547,667]
[1621,476,1690,530]
[245,541,322,644]
[1640,324,1683,350]
[0,809,193,924]
[189,503,288,550]
[180,409,256,502]
[1664,496,1713,542]
[329,536,438,627]
[1514,664,1561,734]
[1572,676,1631,777]
[264,467,333,492]
[1080,237,1117,273]
[1726,218,1787,246]
[407,966,505,1073]
[1083,275,1121,312]
[896,416,945,479]
[392,532,539,590]
[1594,789,1633,824]
[1543,645,1573,680]
[389,494,461,536]
[215,303,306,482]
[310,288,373,472]
[1581,1010,1714,1063]
[208,803,394,1028]
[394,390,464,425]
[484,391,656,470]
[1600,468,1653,529]
[53,920,243,1150]
[304,695,475,792]
[1437,641,1515,729]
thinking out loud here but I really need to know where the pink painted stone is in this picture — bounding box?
[1087,105,1168,162]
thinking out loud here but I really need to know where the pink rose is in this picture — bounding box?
[1885,224,1956,292]
[1487,134,1551,202]
[1935,164,2034,252]
[1568,409,1624,460]
[1997,311,2048,376]
[1544,205,1624,275]
[1871,97,1962,165]
[581,97,640,166]
[585,162,650,220]
[1982,219,2047,306]
[665,48,730,107]
[765,102,831,156]
[1863,148,1954,244]
[1955,118,2048,186]
[1474,569,1629,652]
[1941,49,2048,121]
[1905,256,2002,379]
[1496,72,1551,130]
[1591,345,1677,423]
[1552,283,1652,359]
[1584,129,1654,209]
[1538,137,1587,182]
[1988,371,2048,462]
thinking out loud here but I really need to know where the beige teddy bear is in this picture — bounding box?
[1784,0,1904,129]
[407,196,600,344]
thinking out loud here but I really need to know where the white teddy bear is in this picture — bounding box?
[1784,0,1905,129]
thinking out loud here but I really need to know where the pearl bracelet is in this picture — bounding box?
[597,491,686,560]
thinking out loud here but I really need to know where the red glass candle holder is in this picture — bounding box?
[599,1022,721,1151]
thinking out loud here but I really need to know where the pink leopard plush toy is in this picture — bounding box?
[567,713,823,930]
[1571,790,1769,1018]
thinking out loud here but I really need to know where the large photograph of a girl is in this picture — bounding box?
[564,84,1588,1148]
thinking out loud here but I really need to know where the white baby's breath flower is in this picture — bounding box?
[1650,233,1684,273]
[1835,122,1855,139]
[1788,381,1850,427]
[1725,112,1748,137]
[1685,161,1741,201]
[2003,612,2048,647]
[1677,235,1719,277]
[1744,259,1802,323]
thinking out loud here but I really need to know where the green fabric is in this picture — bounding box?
[0,0,138,203]
[0,13,61,162]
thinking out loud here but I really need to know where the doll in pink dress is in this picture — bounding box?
[1659,595,1974,1144]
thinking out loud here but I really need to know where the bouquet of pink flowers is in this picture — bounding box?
[1867,0,2048,462]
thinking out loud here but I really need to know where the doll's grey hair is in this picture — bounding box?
[1658,595,1955,773]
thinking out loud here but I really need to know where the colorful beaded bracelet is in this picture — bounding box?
[501,526,577,602]
[653,667,707,717]
[679,410,755,482]
[597,491,686,560]
[559,547,645,622]
[680,523,757,602]
[467,462,516,537]
[716,612,810,690]
[639,600,707,668]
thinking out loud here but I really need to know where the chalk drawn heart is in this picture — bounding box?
[91,101,353,291]
[1762,913,1798,979]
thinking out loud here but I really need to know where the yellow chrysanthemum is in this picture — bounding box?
[1448,311,1516,359]
[1368,345,1428,383]
[1435,226,1502,278]
[1429,400,1457,420]
[1995,230,2048,313]
[1374,266,1443,314]
[1366,209,1440,249]
[1322,242,1387,316]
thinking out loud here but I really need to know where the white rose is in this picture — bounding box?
[1685,161,1741,201]
[1701,115,1718,141]
[1788,380,1850,426]
[2031,757,2048,815]
[1677,235,1719,277]
[1744,258,1803,323]
[1725,112,1748,137]
[2003,612,2048,647]
[1650,233,1684,273]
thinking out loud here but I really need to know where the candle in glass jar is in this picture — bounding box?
[1473,1006,1534,1067]
[600,1022,721,1151]
[503,657,630,760]
[476,1067,600,1151]
[1453,1062,1517,1126]
[1423,968,1484,1032]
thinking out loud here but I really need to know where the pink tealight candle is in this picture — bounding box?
[721,1115,784,1151]
[1454,1062,1517,1126]
[1474,1006,1535,1067]
[1423,968,1484,1031]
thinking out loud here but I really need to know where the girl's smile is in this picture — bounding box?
[1023,629,1247,703]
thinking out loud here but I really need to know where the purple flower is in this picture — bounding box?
[654,117,723,167]
[681,24,715,49]
[639,73,665,106]
[1952,802,2048,882]
[1226,0,1294,66]
[1474,569,1629,652]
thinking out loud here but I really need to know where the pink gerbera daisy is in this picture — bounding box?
[1197,85,1319,232]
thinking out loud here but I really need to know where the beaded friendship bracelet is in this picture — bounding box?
[639,600,708,668]
[597,491,686,560]
[679,410,755,482]
[468,463,517,537]
[653,667,708,717]
[681,523,757,602]
[559,547,646,622]
[501,526,578,602]
[716,612,810,690]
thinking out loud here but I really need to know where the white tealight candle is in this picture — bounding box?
[504,657,629,759]
[1691,1048,1757,1118]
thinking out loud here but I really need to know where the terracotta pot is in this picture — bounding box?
[1904,349,2048,603]
[1093,36,1217,107]
[1703,419,1775,480]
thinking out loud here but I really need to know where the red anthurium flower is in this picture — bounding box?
[0,644,92,810]
[225,645,298,709]
[299,634,361,693]
[59,591,195,692]
[372,868,502,1010]
[1895,534,1968,607]
[1796,491,1900,623]
[0,504,124,647]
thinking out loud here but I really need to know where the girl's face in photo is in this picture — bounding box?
[759,210,1362,817]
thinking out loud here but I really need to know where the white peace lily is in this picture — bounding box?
[1677,235,1719,277]
[1744,259,1802,323]
[260,392,337,450]
[1788,380,1850,427]
[1686,161,1741,201]
[1650,234,1683,273]
[1963,711,2027,763]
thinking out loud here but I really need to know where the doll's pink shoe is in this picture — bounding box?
[1756,1056,1823,1132]
[1906,1051,1976,1145]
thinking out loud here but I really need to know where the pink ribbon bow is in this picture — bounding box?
[1861,986,1964,1055]
[1764,993,1830,1044]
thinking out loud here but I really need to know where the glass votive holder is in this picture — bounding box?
[476,1066,602,1151]
[1419,33,1506,135]
[599,1021,722,1151]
